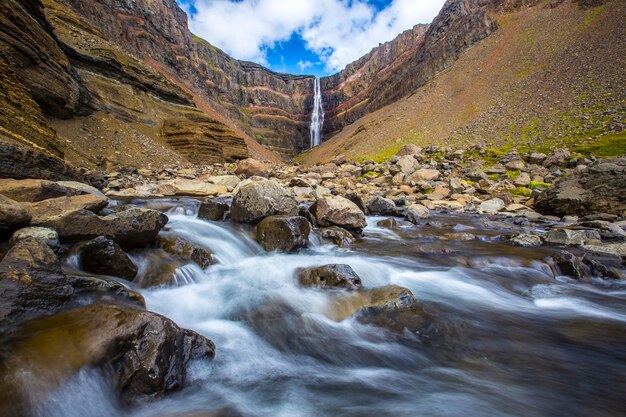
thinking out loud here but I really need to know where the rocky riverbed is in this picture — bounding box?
[0,146,625,416]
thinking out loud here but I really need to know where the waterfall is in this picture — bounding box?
[309,77,324,148]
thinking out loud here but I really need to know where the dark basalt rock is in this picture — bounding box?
[552,250,587,280]
[297,264,362,289]
[256,215,311,252]
[39,207,168,250]
[198,199,229,221]
[0,303,215,412]
[80,236,138,280]
[154,233,216,269]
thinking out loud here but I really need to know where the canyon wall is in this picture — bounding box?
[0,0,543,168]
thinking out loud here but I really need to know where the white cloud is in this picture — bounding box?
[183,0,445,73]
[297,60,313,72]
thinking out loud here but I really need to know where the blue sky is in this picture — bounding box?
[177,0,445,77]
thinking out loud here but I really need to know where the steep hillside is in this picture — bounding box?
[301,0,625,164]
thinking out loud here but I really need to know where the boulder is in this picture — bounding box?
[256,216,311,252]
[80,236,138,280]
[529,152,547,165]
[511,234,542,247]
[543,229,601,246]
[319,226,355,247]
[543,148,570,167]
[514,172,531,187]
[28,194,109,224]
[535,158,626,216]
[406,168,440,183]
[207,175,241,188]
[478,198,505,214]
[405,204,430,223]
[0,194,31,233]
[327,285,418,324]
[56,181,104,197]
[156,179,228,196]
[0,179,82,202]
[0,238,73,326]
[197,199,229,221]
[297,264,362,289]
[314,195,366,230]
[154,234,216,269]
[395,155,419,174]
[2,304,215,406]
[235,159,273,178]
[363,195,396,215]
[9,227,59,250]
[231,179,298,223]
[39,208,168,250]
[395,144,422,157]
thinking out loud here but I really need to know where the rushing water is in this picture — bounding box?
[310,77,324,148]
[10,200,626,417]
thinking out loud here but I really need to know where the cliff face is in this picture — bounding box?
[320,0,501,138]
[0,0,553,169]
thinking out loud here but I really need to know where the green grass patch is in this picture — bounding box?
[359,170,378,180]
[571,131,626,158]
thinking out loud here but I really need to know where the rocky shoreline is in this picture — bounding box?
[0,146,624,414]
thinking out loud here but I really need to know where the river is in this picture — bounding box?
[21,199,626,417]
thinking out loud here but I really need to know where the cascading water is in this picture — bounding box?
[309,77,324,148]
[7,200,626,417]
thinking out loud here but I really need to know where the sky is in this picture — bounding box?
[177,0,446,77]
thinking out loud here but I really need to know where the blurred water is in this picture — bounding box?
[13,204,626,417]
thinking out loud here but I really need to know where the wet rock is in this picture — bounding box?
[363,195,396,215]
[552,251,587,279]
[0,238,73,326]
[0,179,82,202]
[328,285,418,324]
[28,194,109,223]
[231,179,298,223]
[68,275,146,308]
[582,242,626,259]
[256,215,311,252]
[234,158,272,178]
[198,199,229,221]
[543,229,601,246]
[377,218,402,228]
[156,179,228,196]
[80,236,138,280]
[297,264,362,289]
[154,234,216,269]
[478,198,505,214]
[580,220,626,240]
[9,227,59,249]
[2,304,215,405]
[405,203,430,223]
[39,208,168,250]
[511,234,542,247]
[535,157,626,216]
[0,194,31,234]
[314,195,366,230]
[319,226,355,247]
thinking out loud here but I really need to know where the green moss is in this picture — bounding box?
[506,170,521,179]
[571,131,626,158]
[359,170,378,179]
[512,187,531,197]
[529,181,551,189]
[487,174,500,181]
